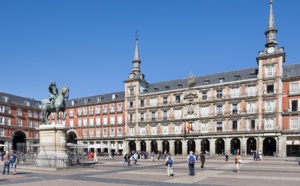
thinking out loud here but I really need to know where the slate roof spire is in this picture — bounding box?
[132,31,141,74]
[265,0,278,47]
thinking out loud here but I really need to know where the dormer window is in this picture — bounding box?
[97,97,103,102]
[84,99,90,104]
[112,94,118,100]
[204,79,210,84]
[219,78,224,83]
[177,84,183,88]
[165,86,170,90]
[154,88,159,92]
[234,75,241,81]
[2,96,9,102]
[143,89,148,93]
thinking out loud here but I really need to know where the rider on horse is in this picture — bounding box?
[48,81,58,108]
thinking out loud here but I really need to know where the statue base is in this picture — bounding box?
[36,124,69,168]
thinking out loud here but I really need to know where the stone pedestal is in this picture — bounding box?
[36,124,69,168]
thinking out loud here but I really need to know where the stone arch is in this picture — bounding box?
[215,138,225,154]
[230,138,241,155]
[247,137,257,155]
[187,139,195,154]
[263,137,276,156]
[12,130,27,152]
[201,139,210,152]
[174,140,182,155]
[162,140,169,153]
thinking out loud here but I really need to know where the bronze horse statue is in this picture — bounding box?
[41,86,69,124]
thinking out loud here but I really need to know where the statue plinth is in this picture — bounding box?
[36,124,69,168]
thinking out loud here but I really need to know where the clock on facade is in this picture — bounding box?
[267,47,275,54]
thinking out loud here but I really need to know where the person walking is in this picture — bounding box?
[10,151,18,175]
[187,151,196,176]
[200,151,205,168]
[94,151,98,163]
[235,153,242,173]
[225,150,229,161]
[123,152,128,166]
[151,151,155,162]
[165,153,174,176]
[2,153,10,175]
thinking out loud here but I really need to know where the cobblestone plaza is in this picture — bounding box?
[1,155,300,186]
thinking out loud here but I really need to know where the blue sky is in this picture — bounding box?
[1,0,300,101]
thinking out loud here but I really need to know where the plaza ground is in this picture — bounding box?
[1,155,300,186]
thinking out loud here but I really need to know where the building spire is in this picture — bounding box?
[133,31,140,62]
[265,0,278,47]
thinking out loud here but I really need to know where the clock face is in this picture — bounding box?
[267,47,275,54]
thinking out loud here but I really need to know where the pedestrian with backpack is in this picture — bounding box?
[187,151,196,176]
[165,153,174,176]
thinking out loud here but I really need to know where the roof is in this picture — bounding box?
[0,92,41,109]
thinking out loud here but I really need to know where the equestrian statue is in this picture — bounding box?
[41,81,69,124]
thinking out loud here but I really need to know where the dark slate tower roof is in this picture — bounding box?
[65,91,125,107]
[0,92,42,108]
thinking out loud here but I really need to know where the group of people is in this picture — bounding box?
[123,151,139,166]
[2,150,18,175]
[251,149,263,161]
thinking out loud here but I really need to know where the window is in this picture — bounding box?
[17,119,22,126]
[83,118,87,126]
[217,90,222,98]
[103,129,107,136]
[163,111,167,120]
[231,88,239,98]
[83,107,87,115]
[28,120,32,127]
[117,115,122,124]
[251,120,255,130]
[89,129,94,137]
[118,128,122,136]
[95,105,100,114]
[0,117,3,125]
[89,118,94,126]
[163,97,168,105]
[89,106,94,115]
[290,82,300,94]
[96,117,101,125]
[177,84,183,88]
[130,88,134,96]
[0,129,3,136]
[110,129,114,136]
[34,121,38,128]
[266,84,274,94]
[17,108,22,116]
[129,114,133,122]
[290,118,299,129]
[247,102,256,113]
[96,129,100,137]
[219,78,224,83]
[33,111,38,118]
[175,125,182,134]
[6,118,11,125]
[232,121,237,130]
[202,92,207,100]
[201,107,209,117]
[70,120,74,127]
[265,119,274,130]
[140,113,144,121]
[110,116,115,124]
[33,131,38,139]
[163,126,168,135]
[248,86,256,96]
[265,100,275,112]
[174,110,182,119]
[234,75,241,81]
[78,118,82,126]
[150,98,157,106]
[217,122,222,131]
[154,88,159,92]
[69,109,74,117]
[140,100,144,107]
[0,106,4,113]
[151,112,156,121]
[130,102,133,108]
[103,105,107,113]
[28,110,32,117]
[216,105,223,115]
[291,100,298,112]
[117,103,122,111]
[4,106,11,114]
[110,104,115,112]
[175,96,180,103]
[151,127,157,135]
[103,116,108,125]
[265,66,274,77]
[232,104,238,114]
[83,130,87,137]
[140,127,146,135]
[78,108,82,116]
[204,79,210,84]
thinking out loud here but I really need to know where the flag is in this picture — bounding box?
[186,121,193,131]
